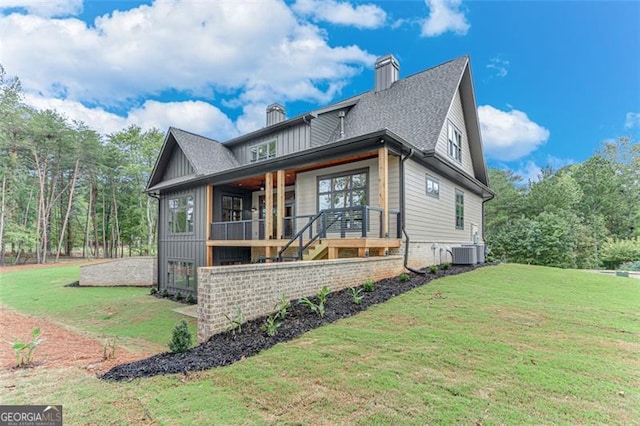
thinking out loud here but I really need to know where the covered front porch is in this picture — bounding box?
[204,147,402,265]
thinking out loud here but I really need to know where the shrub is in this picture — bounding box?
[600,238,640,269]
[175,292,184,301]
[620,261,640,271]
[161,288,169,298]
[362,279,375,292]
[441,262,451,270]
[186,294,196,304]
[399,273,410,282]
[350,287,363,305]
[168,320,192,353]
[149,287,158,295]
[12,328,43,367]
[429,265,438,274]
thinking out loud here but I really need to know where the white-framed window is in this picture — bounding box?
[448,122,462,163]
[455,189,464,230]
[168,195,194,233]
[426,174,440,198]
[250,140,276,163]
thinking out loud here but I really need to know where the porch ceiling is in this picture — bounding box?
[222,150,379,191]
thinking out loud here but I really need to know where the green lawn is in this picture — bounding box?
[0,264,196,352]
[1,264,638,425]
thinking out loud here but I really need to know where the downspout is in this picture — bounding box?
[148,192,161,292]
[481,191,495,258]
[400,149,426,275]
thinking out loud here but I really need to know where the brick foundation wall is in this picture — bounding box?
[197,256,404,342]
[79,257,157,287]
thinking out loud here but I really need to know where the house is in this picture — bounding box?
[146,55,493,298]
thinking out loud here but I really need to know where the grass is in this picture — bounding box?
[0,264,196,352]
[1,264,638,424]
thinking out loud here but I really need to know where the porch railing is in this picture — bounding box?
[209,207,401,241]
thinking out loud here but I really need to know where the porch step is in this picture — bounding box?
[303,240,329,261]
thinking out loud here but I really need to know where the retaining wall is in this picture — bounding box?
[197,256,404,342]
[79,257,157,287]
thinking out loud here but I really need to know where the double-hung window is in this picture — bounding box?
[448,122,462,163]
[455,190,464,230]
[250,140,276,163]
[168,195,194,233]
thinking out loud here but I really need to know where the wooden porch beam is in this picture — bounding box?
[265,172,273,239]
[378,146,389,237]
[276,169,285,239]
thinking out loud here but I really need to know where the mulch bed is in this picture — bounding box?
[100,264,488,381]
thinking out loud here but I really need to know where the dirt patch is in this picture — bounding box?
[0,307,152,374]
[0,258,106,273]
[101,264,489,381]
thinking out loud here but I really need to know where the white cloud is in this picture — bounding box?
[515,161,542,183]
[0,0,82,17]
[478,105,550,161]
[0,0,375,117]
[23,94,239,140]
[421,0,470,37]
[625,112,640,128]
[487,57,509,78]
[292,0,387,29]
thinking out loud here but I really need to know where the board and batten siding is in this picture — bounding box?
[435,89,475,177]
[404,159,482,243]
[310,111,340,147]
[158,186,208,292]
[163,145,195,180]
[231,123,311,164]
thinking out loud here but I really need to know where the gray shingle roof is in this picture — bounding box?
[170,127,239,175]
[341,56,468,151]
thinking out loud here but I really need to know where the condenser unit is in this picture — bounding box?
[475,245,485,264]
[452,246,477,265]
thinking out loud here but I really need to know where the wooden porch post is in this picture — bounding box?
[265,172,273,240]
[378,146,389,237]
[206,185,214,266]
[276,169,285,239]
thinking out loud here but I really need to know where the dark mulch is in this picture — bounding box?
[100,264,488,381]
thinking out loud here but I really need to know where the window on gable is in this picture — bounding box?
[455,190,464,230]
[426,174,440,198]
[222,195,243,222]
[448,122,462,163]
[168,195,194,233]
[250,140,276,163]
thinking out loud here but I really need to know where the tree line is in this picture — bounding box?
[0,66,162,265]
[485,138,640,269]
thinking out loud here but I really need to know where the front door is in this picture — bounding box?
[259,191,295,238]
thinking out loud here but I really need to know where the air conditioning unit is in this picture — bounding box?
[452,246,477,265]
[476,244,485,264]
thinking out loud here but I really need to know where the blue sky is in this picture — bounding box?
[1,0,638,180]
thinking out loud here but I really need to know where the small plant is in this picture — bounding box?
[362,279,375,292]
[429,265,438,274]
[276,294,291,320]
[441,262,451,270]
[261,314,282,337]
[12,328,43,367]
[350,287,363,305]
[186,293,196,304]
[102,337,118,361]
[317,286,330,305]
[175,292,184,301]
[299,296,325,318]
[149,287,158,295]
[161,288,169,298]
[225,307,244,334]
[168,320,192,353]
[399,273,410,282]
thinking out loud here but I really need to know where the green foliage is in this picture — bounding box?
[441,262,451,270]
[275,294,291,320]
[149,287,158,295]
[12,328,43,367]
[225,307,244,334]
[161,289,169,298]
[299,289,327,318]
[175,292,184,301]
[168,320,192,353]
[600,238,640,269]
[362,279,375,292]
[399,273,410,282]
[620,261,640,271]
[186,294,196,304]
[317,286,330,305]
[350,287,363,305]
[429,265,438,274]
[261,315,282,337]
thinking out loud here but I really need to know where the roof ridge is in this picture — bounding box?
[170,126,221,144]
